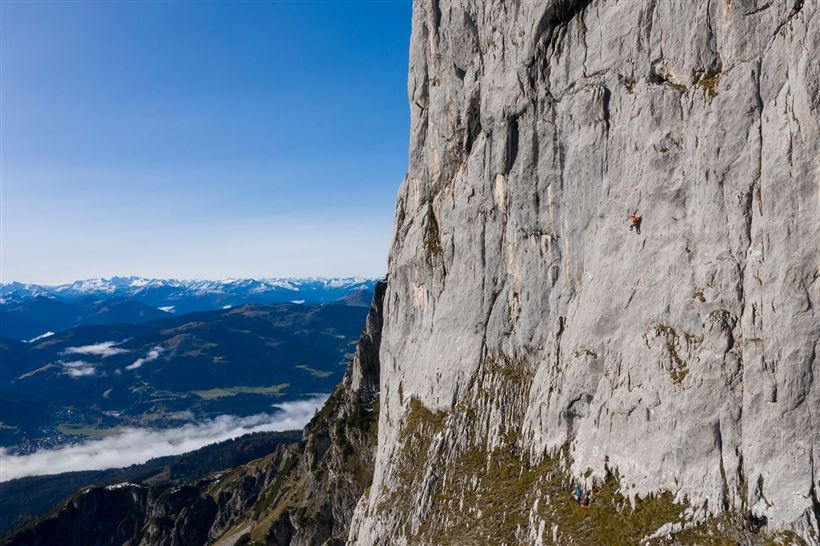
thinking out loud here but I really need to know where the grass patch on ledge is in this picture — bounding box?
[415,441,794,545]
[374,356,796,545]
[376,397,446,516]
[416,435,689,546]
[423,207,443,262]
[698,70,721,100]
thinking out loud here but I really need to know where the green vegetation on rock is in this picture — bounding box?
[698,70,721,99]
[368,354,798,545]
[423,207,443,261]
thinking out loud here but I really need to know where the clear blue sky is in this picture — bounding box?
[0,1,411,284]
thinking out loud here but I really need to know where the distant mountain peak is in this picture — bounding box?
[0,277,381,341]
[1,276,381,295]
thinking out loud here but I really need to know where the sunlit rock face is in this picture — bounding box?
[350,0,820,543]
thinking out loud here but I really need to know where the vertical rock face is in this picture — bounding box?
[351,0,819,543]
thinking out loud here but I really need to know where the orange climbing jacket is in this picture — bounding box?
[629,213,642,234]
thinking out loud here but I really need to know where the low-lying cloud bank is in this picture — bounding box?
[62,360,97,377]
[62,340,129,358]
[0,396,326,482]
[126,346,163,370]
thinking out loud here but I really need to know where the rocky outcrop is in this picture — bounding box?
[350,0,820,544]
[7,484,149,546]
[7,456,289,546]
[241,279,384,545]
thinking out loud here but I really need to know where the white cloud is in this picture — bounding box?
[63,340,129,358]
[27,331,55,343]
[158,306,175,313]
[126,346,163,370]
[61,360,96,378]
[0,396,327,482]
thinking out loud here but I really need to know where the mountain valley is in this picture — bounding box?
[0,302,367,453]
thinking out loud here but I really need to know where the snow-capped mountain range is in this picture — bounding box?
[0,277,380,340]
[1,276,377,301]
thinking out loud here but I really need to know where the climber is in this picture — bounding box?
[629,212,642,235]
[745,512,766,533]
[573,485,583,504]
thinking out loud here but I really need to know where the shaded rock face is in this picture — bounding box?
[253,279,385,546]
[351,0,819,544]
[7,485,149,546]
[139,483,231,546]
[6,462,283,546]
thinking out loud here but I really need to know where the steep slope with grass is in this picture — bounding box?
[349,0,820,544]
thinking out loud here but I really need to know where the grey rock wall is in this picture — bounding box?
[351,0,820,543]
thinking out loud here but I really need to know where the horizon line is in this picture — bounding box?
[1,274,387,288]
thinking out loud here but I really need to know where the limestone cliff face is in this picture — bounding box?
[351,0,820,543]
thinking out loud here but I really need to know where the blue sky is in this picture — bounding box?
[0,1,411,284]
